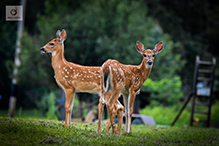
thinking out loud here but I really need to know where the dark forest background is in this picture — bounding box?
[0,0,218,110]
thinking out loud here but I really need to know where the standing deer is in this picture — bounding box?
[40,29,123,130]
[99,41,163,134]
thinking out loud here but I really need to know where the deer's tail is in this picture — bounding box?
[101,60,113,99]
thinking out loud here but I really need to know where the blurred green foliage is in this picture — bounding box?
[145,1,219,100]
[18,0,185,107]
[1,0,218,110]
[209,101,219,124]
[143,76,183,106]
[141,105,190,126]
[0,18,17,102]
[40,92,57,120]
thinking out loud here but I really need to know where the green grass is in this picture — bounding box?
[0,109,45,120]
[1,100,219,128]
[0,117,218,146]
[140,101,219,127]
[141,105,191,127]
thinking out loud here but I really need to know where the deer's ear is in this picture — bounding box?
[60,29,67,44]
[154,42,163,54]
[136,41,145,54]
[56,30,61,38]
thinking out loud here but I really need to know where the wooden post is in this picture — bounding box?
[190,56,199,126]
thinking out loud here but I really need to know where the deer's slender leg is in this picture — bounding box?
[97,98,104,132]
[115,100,124,134]
[105,99,123,133]
[64,88,75,127]
[106,88,122,134]
[123,94,129,133]
[128,90,136,133]
[105,92,124,133]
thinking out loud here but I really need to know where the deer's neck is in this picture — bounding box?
[138,60,152,81]
[51,47,67,71]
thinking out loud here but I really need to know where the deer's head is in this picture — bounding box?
[136,41,163,69]
[41,29,67,56]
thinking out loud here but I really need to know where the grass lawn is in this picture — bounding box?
[0,109,46,120]
[0,117,218,146]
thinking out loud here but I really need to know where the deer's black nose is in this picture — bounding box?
[147,60,153,65]
[40,47,46,52]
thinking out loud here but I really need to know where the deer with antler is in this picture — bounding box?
[99,41,163,134]
[40,29,124,130]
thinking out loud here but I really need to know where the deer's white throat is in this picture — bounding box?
[52,51,56,56]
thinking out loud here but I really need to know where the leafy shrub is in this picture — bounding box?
[143,76,183,106]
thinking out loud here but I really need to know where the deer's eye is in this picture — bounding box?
[144,54,147,57]
[152,54,155,57]
[50,43,55,46]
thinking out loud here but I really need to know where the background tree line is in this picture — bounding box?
[0,0,218,109]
